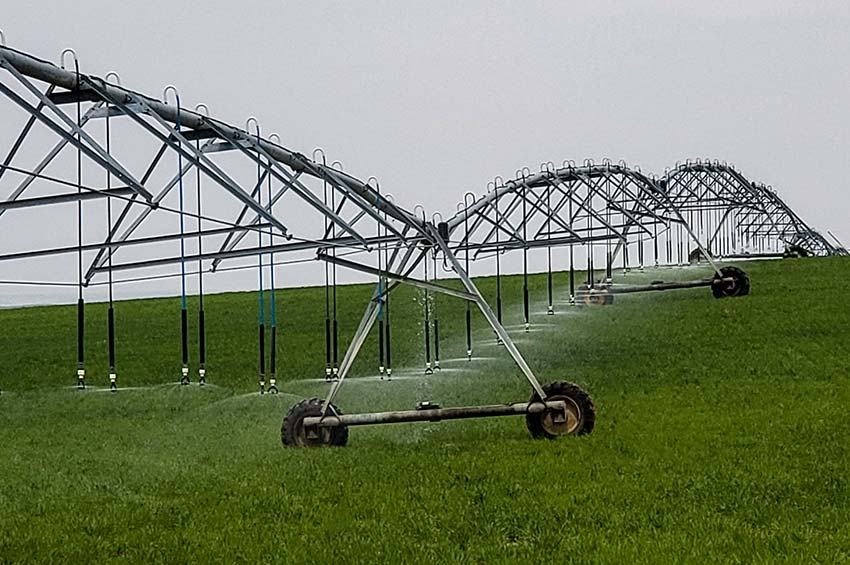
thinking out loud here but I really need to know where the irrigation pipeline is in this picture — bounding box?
[0,247,377,293]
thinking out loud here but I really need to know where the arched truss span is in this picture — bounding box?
[662,161,843,257]
[448,160,846,273]
[0,45,431,281]
[0,43,557,405]
[445,161,714,280]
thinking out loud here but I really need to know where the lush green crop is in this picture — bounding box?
[1,258,848,562]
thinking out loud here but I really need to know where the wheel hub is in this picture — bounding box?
[540,395,582,436]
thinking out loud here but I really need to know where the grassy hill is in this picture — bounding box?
[1,258,849,562]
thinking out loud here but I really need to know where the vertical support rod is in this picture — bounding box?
[255,128,266,394]
[267,157,278,394]
[423,250,432,374]
[170,92,190,386]
[375,180,385,378]
[605,170,613,281]
[73,59,85,390]
[385,267,392,380]
[546,177,554,315]
[568,194,575,303]
[195,136,206,385]
[322,156,332,380]
[521,177,529,332]
[464,197,473,358]
[432,251,440,370]
[495,186,503,326]
[105,91,116,391]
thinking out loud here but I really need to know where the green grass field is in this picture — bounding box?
[1,258,849,563]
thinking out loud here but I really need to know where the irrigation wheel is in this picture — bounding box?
[281,398,349,448]
[711,266,750,299]
[582,292,612,306]
[689,247,711,264]
[526,381,595,439]
[783,245,809,258]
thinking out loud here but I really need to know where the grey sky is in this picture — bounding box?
[1,1,848,305]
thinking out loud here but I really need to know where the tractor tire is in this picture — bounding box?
[281,398,349,447]
[526,381,595,439]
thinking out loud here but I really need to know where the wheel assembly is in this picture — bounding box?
[711,266,750,299]
[783,244,809,258]
[281,398,349,447]
[688,247,711,264]
[582,293,613,305]
[526,381,595,439]
[579,284,614,306]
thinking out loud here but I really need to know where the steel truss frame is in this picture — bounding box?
[445,160,717,276]
[1,42,843,443]
[444,160,729,309]
[661,160,844,258]
[446,158,844,300]
[0,43,566,435]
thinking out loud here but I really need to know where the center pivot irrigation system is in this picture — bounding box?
[446,159,845,315]
[0,39,844,447]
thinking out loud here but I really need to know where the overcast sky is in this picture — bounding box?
[1,1,848,305]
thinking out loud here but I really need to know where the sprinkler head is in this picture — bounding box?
[416,401,441,410]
